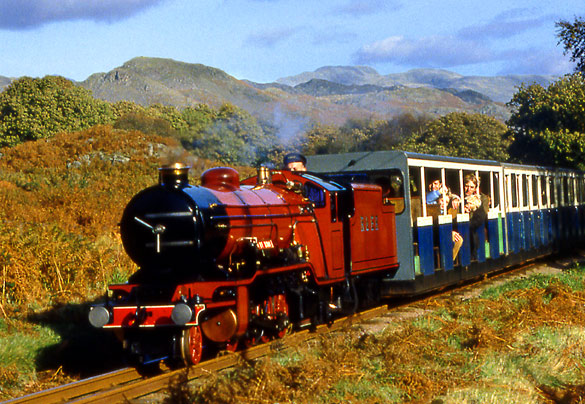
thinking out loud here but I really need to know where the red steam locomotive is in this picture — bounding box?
[89,163,399,365]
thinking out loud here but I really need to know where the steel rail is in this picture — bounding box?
[3,368,141,404]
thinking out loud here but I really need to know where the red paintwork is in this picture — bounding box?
[103,303,205,328]
[349,184,398,273]
[103,167,399,355]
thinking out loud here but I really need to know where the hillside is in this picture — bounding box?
[80,57,521,126]
[0,75,13,92]
[81,57,380,127]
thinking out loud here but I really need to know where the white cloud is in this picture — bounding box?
[353,35,493,67]
[457,15,554,40]
[353,33,576,76]
[0,0,169,30]
[333,0,402,16]
[311,26,358,45]
[245,26,302,48]
[498,49,576,76]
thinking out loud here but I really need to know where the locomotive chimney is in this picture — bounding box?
[159,163,190,187]
[257,166,272,185]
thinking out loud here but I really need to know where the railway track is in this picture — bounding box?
[5,257,578,404]
[4,306,387,404]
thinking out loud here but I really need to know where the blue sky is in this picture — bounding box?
[0,0,581,83]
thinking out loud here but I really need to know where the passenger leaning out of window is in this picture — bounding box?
[459,174,489,259]
[437,192,463,260]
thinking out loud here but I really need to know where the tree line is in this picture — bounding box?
[0,16,584,169]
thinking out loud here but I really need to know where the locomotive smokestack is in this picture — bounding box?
[257,166,271,185]
[159,163,190,187]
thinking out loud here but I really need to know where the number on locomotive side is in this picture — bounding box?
[360,215,379,232]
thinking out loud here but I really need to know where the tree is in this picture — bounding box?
[362,113,433,151]
[301,124,343,155]
[181,104,216,134]
[0,76,113,147]
[399,112,510,161]
[175,104,217,150]
[507,74,585,169]
[191,103,275,165]
[113,112,177,137]
[557,16,585,73]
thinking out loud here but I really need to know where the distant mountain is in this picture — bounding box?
[76,57,555,127]
[0,75,13,92]
[250,75,511,121]
[276,65,384,87]
[277,66,556,103]
[82,57,273,110]
[80,57,381,128]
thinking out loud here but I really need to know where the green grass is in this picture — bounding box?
[0,321,61,392]
[480,265,585,299]
[324,377,403,403]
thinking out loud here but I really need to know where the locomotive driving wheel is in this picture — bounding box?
[225,338,239,352]
[252,293,291,342]
[270,294,291,339]
[180,326,203,366]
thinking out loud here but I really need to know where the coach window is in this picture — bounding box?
[569,177,576,206]
[409,167,423,219]
[563,177,568,206]
[531,175,539,208]
[492,172,500,210]
[540,176,548,207]
[561,176,569,207]
[477,171,489,207]
[510,174,518,208]
[421,167,462,217]
[422,167,443,217]
[476,171,498,211]
[555,176,567,206]
[549,176,557,207]
[521,174,529,208]
[445,168,462,210]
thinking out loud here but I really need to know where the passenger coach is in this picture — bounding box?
[307,151,585,296]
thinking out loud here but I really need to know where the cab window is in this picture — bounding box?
[303,183,326,208]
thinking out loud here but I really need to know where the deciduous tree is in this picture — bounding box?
[557,16,585,73]
[190,103,274,165]
[507,74,585,169]
[0,76,113,147]
[400,112,510,161]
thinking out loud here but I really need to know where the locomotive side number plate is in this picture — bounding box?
[360,215,379,232]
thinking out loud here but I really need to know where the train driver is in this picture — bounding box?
[283,153,307,172]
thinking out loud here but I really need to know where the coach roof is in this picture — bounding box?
[306,150,500,173]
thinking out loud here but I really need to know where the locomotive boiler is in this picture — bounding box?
[89,163,399,365]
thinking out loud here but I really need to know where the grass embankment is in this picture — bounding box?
[168,265,585,404]
[0,126,255,399]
